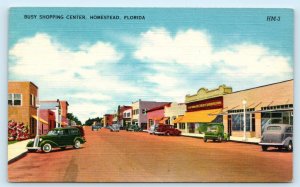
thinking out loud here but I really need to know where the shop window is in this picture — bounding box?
[142,109,147,115]
[174,123,177,128]
[231,113,251,131]
[179,123,185,130]
[8,93,22,106]
[271,113,282,118]
[30,94,35,106]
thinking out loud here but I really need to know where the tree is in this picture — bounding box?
[84,117,102,126]
[67,113,82,125]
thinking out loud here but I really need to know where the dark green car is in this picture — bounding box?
[27,126,86,153]
[203,123,229,142]
[127,124,142,132]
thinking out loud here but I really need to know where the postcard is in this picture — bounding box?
[8,8,293,182]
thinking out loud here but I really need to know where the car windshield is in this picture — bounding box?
[47,130,58,135]
[267,126,281,131]
[207,126,218,132]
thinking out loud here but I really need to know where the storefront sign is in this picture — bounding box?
[186,96,223,112]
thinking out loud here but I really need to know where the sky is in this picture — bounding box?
[8,8,294,122]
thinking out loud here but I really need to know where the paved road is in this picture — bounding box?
[8,127,292,182]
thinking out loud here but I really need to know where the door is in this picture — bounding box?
[228,115,232,136]
[189,123,195,133]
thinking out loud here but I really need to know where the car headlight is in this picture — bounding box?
[39,138,43,142]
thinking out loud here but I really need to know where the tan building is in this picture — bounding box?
[222,79,293,142]
[174,85,232,134]
[8,81,38,136]
[164,102,186,126]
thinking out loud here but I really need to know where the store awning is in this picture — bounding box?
[179,109,222,123]
[173,116,184,123]
[32,115,48,125]
[159,117,169,123]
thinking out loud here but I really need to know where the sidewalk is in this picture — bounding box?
[8,139,31,164]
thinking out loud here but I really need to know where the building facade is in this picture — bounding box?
[222,79,293,142]
[117,105,132,129]
[164,102,186,127]
[103,114,114,127]
[40,100,62,128]
[8,81,38,137]
[131,99,170,130]
[174,85,232,135]
[60,101,69,127]
[146,103,171,129]
[38,109,55,135]
[122,108,132,129]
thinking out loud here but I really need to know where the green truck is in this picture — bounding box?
[202,123,229,142]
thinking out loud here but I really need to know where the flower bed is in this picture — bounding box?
[8,121,30,141]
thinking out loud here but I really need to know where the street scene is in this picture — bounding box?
[7,8,293,182]
[8,127,292,182]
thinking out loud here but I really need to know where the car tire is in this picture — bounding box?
[203,138,207,142]
[73,140,81,149]
[42,143,52,153]
[286,141,293,152]
[218,136,223,142]
[166,132,170,136]
[262,145,268,151]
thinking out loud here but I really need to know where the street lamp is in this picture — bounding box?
[33,98,40,148]
[242,99,247,141]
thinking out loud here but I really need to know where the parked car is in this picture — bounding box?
[154,124,181,136]
[26,126,86,153]
[203,123,229,142]
[127,124,142,132]
[92,124,102,131]
[110,123,120,132]
[148,124,158,134]
[259,124,293,152]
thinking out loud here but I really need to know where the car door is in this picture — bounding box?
[68,128,79,145]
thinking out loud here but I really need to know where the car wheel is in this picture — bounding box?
[42,143,52,153]
[262,145,268,151]
[166,132,170,136]
[73,140,81,149]
[203,138,207,142]
[218,136,223,142]
[287,141,293,152]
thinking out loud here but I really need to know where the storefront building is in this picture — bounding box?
[164,102,186,127]
[131,99,170,130]
[8,81,39,137]
[174,85,232,135]
[222,79,293,142]
[146,103,171,129]
[40,100,62,128]
[117,105,132,129]
[103,114,114,127]
[122,108,132,129]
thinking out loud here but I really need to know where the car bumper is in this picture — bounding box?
[259,142,284,146]
[27,146,40,150]
[154,132,165,135]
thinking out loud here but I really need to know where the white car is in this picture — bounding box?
[148,124,158,135]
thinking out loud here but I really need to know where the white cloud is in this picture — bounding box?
[133,27,293,100]
[134,28,213,69]
[9,33,139,121]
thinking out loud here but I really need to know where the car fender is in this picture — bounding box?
[40,140,59,148]
[74,137,85,144]
[26,140,34,147]
[283,137,292,146]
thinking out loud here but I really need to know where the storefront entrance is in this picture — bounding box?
[189,123,195,133]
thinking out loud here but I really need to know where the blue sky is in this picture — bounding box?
[8,8,294,122]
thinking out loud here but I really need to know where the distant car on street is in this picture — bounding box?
[127,124,142,132]
[148,124,158,134]
[110,124,120,132]
[92,124,102,131]
[203,123,229,142]
[26,126,86,153]
[259,124,293,152]
[154,124,181,136]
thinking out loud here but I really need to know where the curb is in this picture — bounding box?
[8,151,28,165]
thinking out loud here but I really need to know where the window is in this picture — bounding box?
[266,126,281,131]
[142,109,147,115]
[261,111,293,131]
[231,113,251,131]
[69,129,79,135]
[174,123,177,128]
[179,123,185,130]
[127,112,130,118]
[136,109,139,115]
[8,93,22,106]
[30,94,36,106]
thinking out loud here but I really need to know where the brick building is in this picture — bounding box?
[8,81,38,137]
